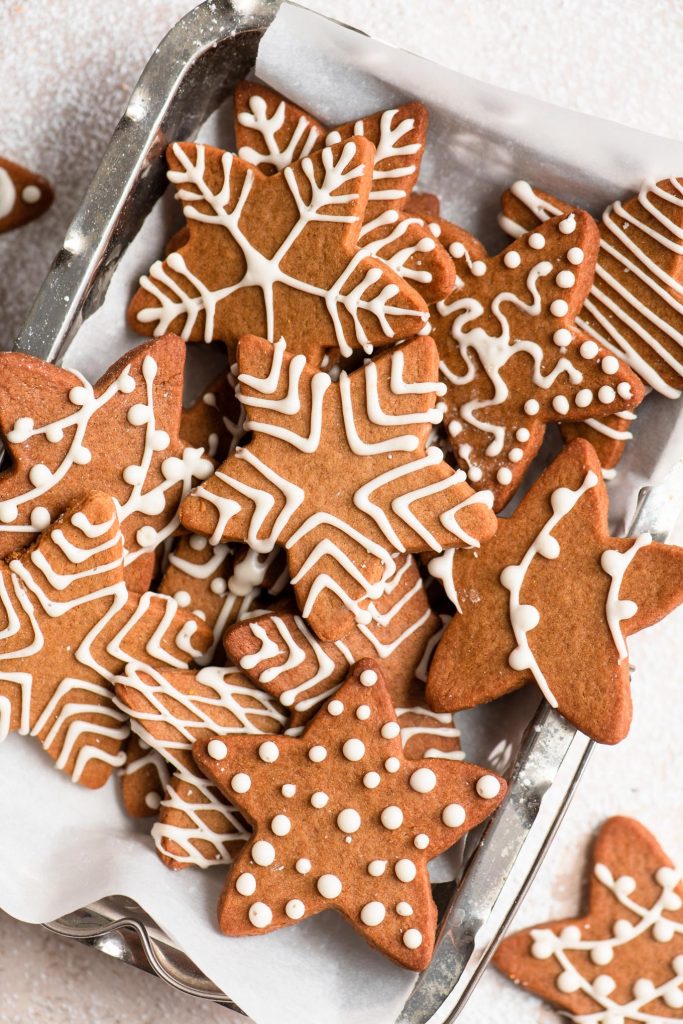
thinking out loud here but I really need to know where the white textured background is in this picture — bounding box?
[1,1,682,1022]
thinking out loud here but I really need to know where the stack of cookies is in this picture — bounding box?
[2,81,683,987]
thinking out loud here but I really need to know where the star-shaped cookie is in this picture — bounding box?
[233,81,455,303]
[0,154,53,233]
[427,439,683,744]
[431,211,644,508]
[192,659,505,969]
[225,553,461,759]
[495,817,683,1021]
[115,662,287,868]
[0,491,211,787]
[180,333,497,642]
[0,335,214,590]
[127,136,429,361]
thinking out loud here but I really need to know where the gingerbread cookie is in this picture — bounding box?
[0,492,211,787]
[158,534,286,663]
[427,439,683,744]
[127,136,429,360]
[180,333,497,642]
[0,155,53,233]
[119,734,170,817]
[233,82,455,304]
[0,334,214,591]
[181,370,242,461]
[225,554,461,760]
[115,662,287,868]
[404,193,440,220]
[495,817,683,1021]
[192,660,505,968]
[431,212,644,508]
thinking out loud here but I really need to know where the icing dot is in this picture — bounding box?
[360,902,386,927]
[598,385,616,404]
[363,771,381,789]
[207,739,228,760]
[328,699,344,716]
[496,467,512,485]
[410,768,437,793]
[271,814,291,837]
[281,784,296,798]
[476,775,501,799]
[402,929,423,950]
[189,534,208,551]
[524,399,539,416]
[590,944,614,966]
[557,969,581,993]
[656,867,677,888]
[359,669,377,687]
[248,902,272,929]
[144,792,160,810]
[395,859,417,883]
[664,988,683,1009]
[29,464,52,488]
[136,525,158,548]
[308,745,327,763]
[503,251,521,269]
[553,328,572,347]
[0,503,17,523]
[310,792,329,809]
[21,185,41,204]
[368,860,387,877]
[617,381,632,399]
[632,978,655,1001]
[550,299,569,317]
[342,738,365,762]
[663,889,683,911]
[468,466,483,483]
[231,772,251,794]
[337,808,361,833]
[127,403,150,426]
[592,975,616,998]
[68,386,89,406]
[7,416,34,443]
[508,447,523,463]
[295,858,311,875]
[235,872,256,896]
[150,429,170,452]
[602,355,620,375]
[567,246,584,264]
[251,840,275,867]
[414,833,430,850]
[450,241,465,258]
[384,757,400,773]
[117,372,136,394]
[356,705,371,721]
[612,918,634,940]
[558,214,576,234]
[285,899,305,921]
[442,803,466,828]
[530,936,555,959]
[174,590,191,608]
[528,232,545,250]
[381,722,400,740]
[653,918,676,942]
[30,507,51,531]
[580,340,599,360]
[516,427,530,443]
[258,740,279,763]
[396,902,413,917]
[381,806,403,830]
[672,954,683,974]
[471,260,487,277]
[555,270,575,288]
[575,388,593,408]
[317,874,342,900]
[552,396,570,415]
[210,578,227,595]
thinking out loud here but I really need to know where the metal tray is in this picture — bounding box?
[14,0,683,1020]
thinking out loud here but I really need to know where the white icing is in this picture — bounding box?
[601,533,652,659]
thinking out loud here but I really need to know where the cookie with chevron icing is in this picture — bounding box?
[180,333,497,642]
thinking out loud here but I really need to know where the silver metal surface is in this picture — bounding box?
[16,0,682,1019]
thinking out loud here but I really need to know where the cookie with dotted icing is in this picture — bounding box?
[0,155,53,233]
[180,370,242,461]
[115,662,287,868]
[0,491,212,788]
[192,659,505,968]
[0,334,214,592]
[158,534,287,664]
[233,82,455,304]
[119,733,170,818]
[431,211,644,509]
[127,136,430,361]
[225,554,461,760]
[427,439,683,744]
[180,333,497,642]
[494,816,683,1022]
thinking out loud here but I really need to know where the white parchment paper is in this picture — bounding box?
[1,5,683,1024]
